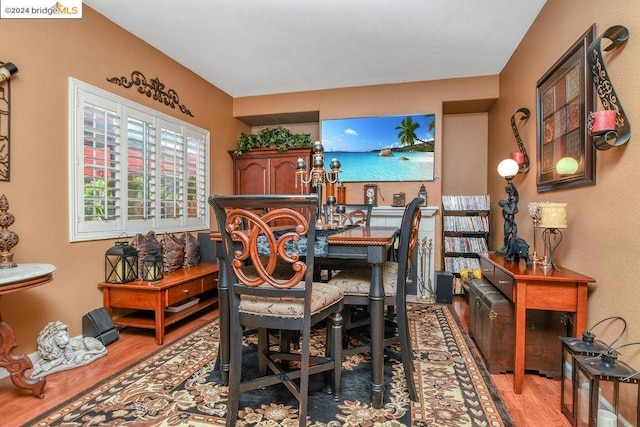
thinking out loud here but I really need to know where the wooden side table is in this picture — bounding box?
[478,252,595,394]
[98,263,219,345]
[0,263,56,398]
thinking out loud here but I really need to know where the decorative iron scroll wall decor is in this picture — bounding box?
[107,71,193,117]
[0,61,18,182]
[587,25,630,150]
[511,107,530,173]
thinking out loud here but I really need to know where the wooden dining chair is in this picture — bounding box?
[319,203,373,282]
[327,197,422,401]
[323,203,372,228]
[209,194,344,427]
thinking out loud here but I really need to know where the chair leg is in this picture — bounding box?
[396,303,418,401]
[330,310,343,401]
[298,328,311,426]
[226,319,244,427]
[258,328,268,376]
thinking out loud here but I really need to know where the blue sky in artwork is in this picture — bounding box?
[321,114,435,152]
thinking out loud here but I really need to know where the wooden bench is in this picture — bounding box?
[98,263,218,345]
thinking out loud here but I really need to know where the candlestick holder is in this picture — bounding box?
[295,141,342,229]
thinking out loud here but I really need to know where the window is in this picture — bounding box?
[68,78,209,242]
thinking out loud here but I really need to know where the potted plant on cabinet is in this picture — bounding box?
[235,126,312,155]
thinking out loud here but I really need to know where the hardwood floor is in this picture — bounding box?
[0,297,570,426]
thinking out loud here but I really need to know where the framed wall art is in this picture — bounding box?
[536,24,596,192]
[321,114,435,182]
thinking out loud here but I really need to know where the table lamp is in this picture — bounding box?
[496,158,520,253]
[539,202,567,271]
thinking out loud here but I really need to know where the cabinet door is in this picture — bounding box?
[235,157,268,195]
[270,155,306,195]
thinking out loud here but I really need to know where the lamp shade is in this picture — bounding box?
[497,158,519,178]
[539,202,567,229]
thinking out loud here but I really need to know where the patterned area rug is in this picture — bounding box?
[28,304,514,426]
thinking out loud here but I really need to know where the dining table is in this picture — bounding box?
[211,225,399,409]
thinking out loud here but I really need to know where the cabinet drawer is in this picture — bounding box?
[494,267,514,300]
[480,257,495,284]
[166,278,202,305]
[202,273,217,291]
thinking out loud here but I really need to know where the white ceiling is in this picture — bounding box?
[83,0,546,98]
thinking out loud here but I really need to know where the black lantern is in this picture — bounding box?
[142,254,163,282]
[574,345,640,427]
[560,316,627,425]
[104,238,138,283]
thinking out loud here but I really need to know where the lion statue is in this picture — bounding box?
[31,320,107,379]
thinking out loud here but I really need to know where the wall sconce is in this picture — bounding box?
[496,158,520,253]
[539,202,567,271]
[559,316,627,425]
[105,237,138,283]
[0,61,18,182]
[510,107,530,173]
[587,25,631,150]
[573,343,640,427]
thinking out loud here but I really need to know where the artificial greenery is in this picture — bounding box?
[235,126,312,155]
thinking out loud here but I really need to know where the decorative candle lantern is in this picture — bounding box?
[142,254,163,282]
[105,237,138,283]
[573,347,640,427]
[418,184,428,206]
[559,316,626,425]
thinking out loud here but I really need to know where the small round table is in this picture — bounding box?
[0,263,56,398]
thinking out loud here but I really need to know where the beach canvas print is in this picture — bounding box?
[321,114,435,182]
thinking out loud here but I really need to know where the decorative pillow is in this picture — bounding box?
[161,233,184,273]
[181,232,200,268]
[131,231,162,280]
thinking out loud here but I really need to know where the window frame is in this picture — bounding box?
[68,78,210,242]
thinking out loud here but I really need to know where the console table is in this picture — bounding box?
[98,263,218,345]
[479,253,595,393]
[0,263,56,398]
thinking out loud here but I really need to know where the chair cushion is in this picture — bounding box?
[239,283,343,318]
[327,262,398,296]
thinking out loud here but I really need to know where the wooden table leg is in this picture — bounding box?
[574,282,588,337]
[155,294,165,345]
[369,262,385,409]
[0,318,46,398]
[513,281,526,394]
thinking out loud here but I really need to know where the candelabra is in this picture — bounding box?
[295,141,342,229]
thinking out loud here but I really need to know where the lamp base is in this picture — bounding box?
[541,228,563,271]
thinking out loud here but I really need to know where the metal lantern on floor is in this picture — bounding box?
[142,254,163,282]
[560,316,627,425]
[104,237,138,283]
[573,344,640,427]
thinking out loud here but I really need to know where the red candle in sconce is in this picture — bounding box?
[589,110,617,135]
[511,151,525,164]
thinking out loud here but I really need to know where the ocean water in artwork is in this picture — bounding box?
[325,151,434,182]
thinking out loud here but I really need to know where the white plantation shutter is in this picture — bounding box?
[69,78,209,242]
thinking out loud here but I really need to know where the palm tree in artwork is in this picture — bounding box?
[396,116,421,147]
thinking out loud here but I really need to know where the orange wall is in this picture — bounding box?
[0,7,244,353]
[491,0,640,365]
